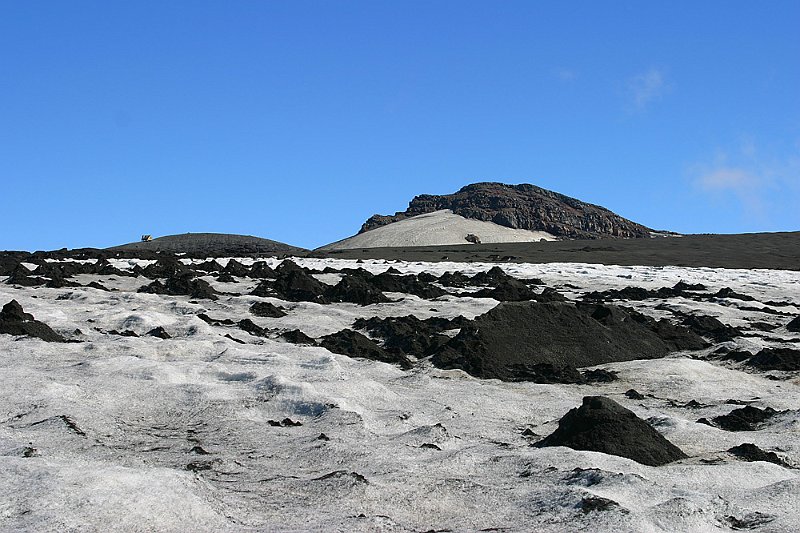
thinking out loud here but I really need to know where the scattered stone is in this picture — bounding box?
[723,512,775,530]
[320,329,412,369]
[317,433,330,441]
[189,445,210,455]
[534,396,687,466]
[0,300,66,342]
[108,329,139,337]
[249,301,287,318]
[420,443,442,450]
[624,389,645,400]
[714,287,756,301]
[272,269,329,303]
[224,334,246,344]
[504,363,583,384]
[268,418,303,427]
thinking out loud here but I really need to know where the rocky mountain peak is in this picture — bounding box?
[359,182,660,239]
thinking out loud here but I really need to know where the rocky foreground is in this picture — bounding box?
[1,254,798,531]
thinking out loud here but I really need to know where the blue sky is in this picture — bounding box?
[1,1,798,250]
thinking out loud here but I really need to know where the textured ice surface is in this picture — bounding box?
[1,258,798,532]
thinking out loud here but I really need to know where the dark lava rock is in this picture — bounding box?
[644,317,710,351]
[139,256,190,279]
[250,301,287,318]
[352,315,462,357]
[138,275,218,300]
[582,368,619,383]
[708,406,778,431]
[504,363,584,384]
[368,272,447,299]
[786,316,800,332]
[535,396,688,466]
[713,287,756,301]
[317,433,330,441]
[747,347,800,371]
[0,300,66,342]
[578,495,625,514]
[673,281,707,292]
[194,260,222,272]
[272,270,329,303]
[146,326,171,339]
[279,329,316,345]
[432,301,696,382]
[268,418,303,427]
[238,319,270,338]
[222,259,250,277]
[471,278,538,301]
[197,313,235,326]
[250,280,273,297]
[728,443,791,468]
[717,349,754,363]
[320,329,412,369]
[248,261,275,278]
[625,389,645,400]
[325,275,391,305]
[216,273,237,283]
[681,314,741,342]
[359,182,655,239]
[5,265,46,287]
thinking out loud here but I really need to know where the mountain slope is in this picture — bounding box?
[360,182,662,240]
[110,233,306,257]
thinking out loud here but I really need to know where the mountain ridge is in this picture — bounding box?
[360,182,663,239]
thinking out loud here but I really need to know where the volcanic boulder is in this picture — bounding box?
[250,301,287,318]
[535,396,687,466]
[0,300,66,342]
[325,275,391,305]
[786,316,800,332]
[746,348,800,371]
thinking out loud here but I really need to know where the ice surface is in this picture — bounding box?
[1,258,798,531]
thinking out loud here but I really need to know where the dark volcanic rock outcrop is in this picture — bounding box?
[746,348,800,371]
[535,396,687,466]
[0,300,65,342]
[359,182,657,239]
[431,301,700,382]
[320,329,412,369]
[109,233,306,257]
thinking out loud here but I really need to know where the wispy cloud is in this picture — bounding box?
[691,140,800,221]
[627,68,667,110]
[555,67,578,82]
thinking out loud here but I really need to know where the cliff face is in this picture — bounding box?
[359,182,657,239]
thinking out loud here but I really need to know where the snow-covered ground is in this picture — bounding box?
[1,258,799,532]
[319,210,557,250]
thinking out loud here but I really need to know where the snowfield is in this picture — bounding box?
[1,257,799,532]
[318,210,557,250]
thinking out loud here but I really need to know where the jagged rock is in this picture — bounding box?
[216,273,237,283]
[325,275,391,305]
[359,182,656,239]
[0,300,65,342]
[582,369,619,383]
[681,314,741,342]
[238,319,270,338]
[368,272,447,299]
[471,278,538,301]
[432,302,696,382]
[272,270,329,303]
[535,396,687,466]
[280,329,316,345]
[146,326,171,339]
[714,287,756,301]
[320,329,412,369]
[138,275,218,300]
[786,316,800,332]
[250,301,287,318]
[139,256,190,279]
[746,348,800,371]
[625,389,645,400]
[352,315,463,357]
[704,406,778,431]
[5,265,46,287]
[728,443,791,467]
[248,261,275,279]
[222,259,250,277]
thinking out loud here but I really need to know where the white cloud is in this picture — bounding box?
[628,68,666,110]
[697,167,760,192]
[555,68,577,82]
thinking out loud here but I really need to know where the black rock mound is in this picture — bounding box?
[250,301,287,318]
[0,300,65,342]
[431,301,701,382]
[320,329,412,369]
[535,396,687,466]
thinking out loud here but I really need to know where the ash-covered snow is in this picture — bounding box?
[319,209,557,250]
[1,257,798,532]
